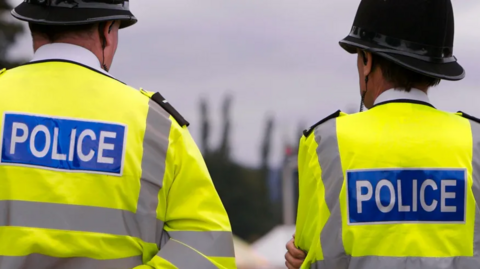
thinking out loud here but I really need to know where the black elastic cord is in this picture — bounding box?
[99,21,115,72]
[359,75,368,112]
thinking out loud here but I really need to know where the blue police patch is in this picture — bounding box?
[346,169,467,224]
[1,113,127,176]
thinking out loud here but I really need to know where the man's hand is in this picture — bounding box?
[285,234,306,269]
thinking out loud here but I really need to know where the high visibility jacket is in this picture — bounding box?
[0,61,236,269]
[295,100,480,269]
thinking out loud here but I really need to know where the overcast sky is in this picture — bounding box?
[7,0,480,167]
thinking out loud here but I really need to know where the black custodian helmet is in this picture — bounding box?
[11,0,137,29]
[339,0,464,81]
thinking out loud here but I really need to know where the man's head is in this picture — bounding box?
[29,21,121,71]
[338,0,464,110]
[11,0,137,71]
[356,50,441,108]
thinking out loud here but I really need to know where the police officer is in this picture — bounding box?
[285,0,479,268]
[0,1,236,268]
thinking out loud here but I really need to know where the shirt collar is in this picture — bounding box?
[31,43,112,77]
[374,88,431,105]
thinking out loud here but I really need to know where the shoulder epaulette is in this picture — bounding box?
[303,110,344,137]
[140,89,190,127]
[151,92,190,127]
[457,111,480,124]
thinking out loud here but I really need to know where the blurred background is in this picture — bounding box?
[1,0,479,268]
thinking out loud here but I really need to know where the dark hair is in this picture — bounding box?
[371,54,441,92]
[29,22,98,42]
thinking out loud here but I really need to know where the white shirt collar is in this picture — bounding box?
[374,88,431,105]
[31,43,112,77]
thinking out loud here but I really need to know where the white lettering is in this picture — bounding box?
[420,179,438,212]
[356,181,373,214]
[68,129,76,162]
[412,179,418,212]
[98,131,116,164]
[10,122,28,154]
[375,179,395,213]
[441,180,457,212]
[30,125,51,158]
[52,127,66,161]
[397,180,410,212]
[77,129,96,162]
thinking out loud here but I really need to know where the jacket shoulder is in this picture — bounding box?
[140,89,190,127]
[456,111,480,124]
[303,110,347,137]
[0,68,6,79]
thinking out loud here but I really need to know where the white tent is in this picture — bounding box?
[251,225,296,269]
[233,235,270,269]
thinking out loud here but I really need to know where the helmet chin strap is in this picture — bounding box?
[102,51,108,72]
[359,75,368,112]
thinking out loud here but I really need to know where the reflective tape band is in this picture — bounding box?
[311,255,480,269]
[159,229,171,249]
[313,119,347,261]
[168,231,235,257]
[24,0,131,11]
[158,239,218,269]
[468,120,480,257]
[0,254,142,269]
[0,200,163,243]
[137,99,171,245]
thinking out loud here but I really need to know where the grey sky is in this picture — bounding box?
[8,0,480,166]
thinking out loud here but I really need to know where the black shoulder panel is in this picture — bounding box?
[303,110,341,137]
[458,111,480,124]
[151,92,190,127]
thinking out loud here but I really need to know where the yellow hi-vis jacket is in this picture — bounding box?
[295,100,480,269]
[0,61,236,269]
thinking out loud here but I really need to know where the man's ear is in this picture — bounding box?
[101,20,118,48]
[362,51,373,77]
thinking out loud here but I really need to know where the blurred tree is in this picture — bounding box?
[0,0,24,69]
[199,98,210,155]
[260,115,274,171]
[219,94,232,159]
[200,95,276,243]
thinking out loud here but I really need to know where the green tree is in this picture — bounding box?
[200,95,276,242]
[199,97,210,155]
[260,115,274,171]
[218,94,232,158]
[0,0,24,69]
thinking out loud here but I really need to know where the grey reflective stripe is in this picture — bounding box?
[312,256,480,269]
[158,239,218,269]
[0,254,142,269]
[468,120,480,258]
[168,231,235,257]
[313,119,348,262]
[159,229,171,249]
[0,200,162,241]
[137,99,171,245]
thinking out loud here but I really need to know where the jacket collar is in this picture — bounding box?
[30,43,113,77]
[373,88,433,108]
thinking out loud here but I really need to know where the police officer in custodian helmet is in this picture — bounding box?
[0,1,236,268]
[285,0,480,269]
